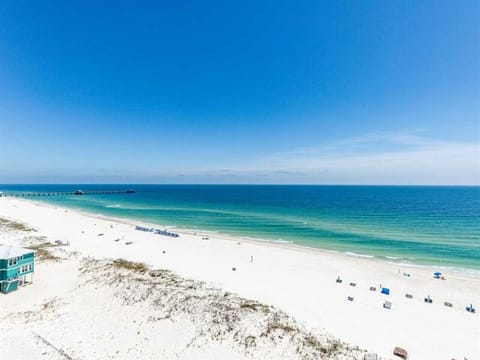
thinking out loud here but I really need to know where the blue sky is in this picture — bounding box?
[0,1,478,184]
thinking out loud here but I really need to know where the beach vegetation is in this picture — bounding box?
[113,259,148,273]
[240,300,270,313]
[35,248,62,262]
[0,217,35,232]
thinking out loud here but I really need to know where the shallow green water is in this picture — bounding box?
[2,185,479,270]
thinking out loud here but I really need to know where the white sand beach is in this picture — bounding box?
[0,197,479,360]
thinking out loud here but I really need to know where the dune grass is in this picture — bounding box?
[0,217,35,232]
[113,259,148,273]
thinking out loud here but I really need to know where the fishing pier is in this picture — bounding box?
[0,189,136,198]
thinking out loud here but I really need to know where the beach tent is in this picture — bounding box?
[381,288,390,295]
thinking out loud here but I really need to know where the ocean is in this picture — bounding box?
[1,185,479,270]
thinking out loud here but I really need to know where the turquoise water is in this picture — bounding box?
[1,185,479,270]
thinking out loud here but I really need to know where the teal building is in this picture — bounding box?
[0,245,35,294]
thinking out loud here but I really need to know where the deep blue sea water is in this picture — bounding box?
[1,185,479,270]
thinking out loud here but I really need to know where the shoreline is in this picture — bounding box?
[22,197,480,277]
[1,196,479,359]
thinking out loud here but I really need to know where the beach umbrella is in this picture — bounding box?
[434,272,442,276]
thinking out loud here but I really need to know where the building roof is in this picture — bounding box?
[0,245,34,259]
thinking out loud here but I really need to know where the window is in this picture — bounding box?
[18,264,32,274]
[8,258,18,266]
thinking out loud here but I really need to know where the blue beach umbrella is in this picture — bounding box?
[434,272,442,276]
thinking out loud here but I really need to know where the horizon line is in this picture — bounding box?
[1,183,479,187]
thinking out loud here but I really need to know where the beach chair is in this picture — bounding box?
[336,276,342,283]
[405,293,413,299]
[383,301,392,309]
[347,296,354,301]
[444,302,453,308]
[349,282,357,287]
[393,347,408,359]
[369,286,376,291]
[466,305,476,313]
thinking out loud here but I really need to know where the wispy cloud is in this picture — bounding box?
[205,132,480,185]
[235,133,480,184]
[2,131,477,185]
